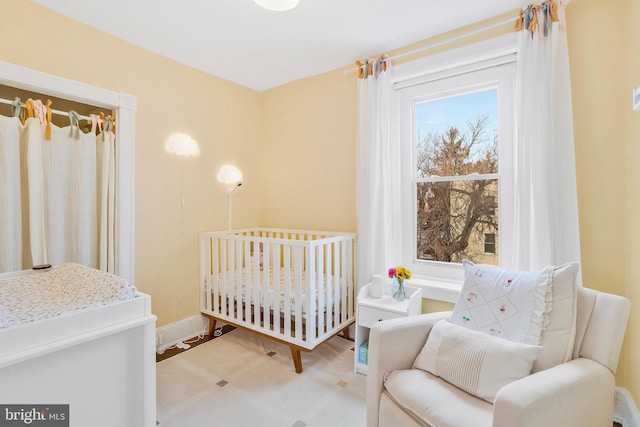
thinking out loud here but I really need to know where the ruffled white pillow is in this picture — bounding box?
[451,260,552,345]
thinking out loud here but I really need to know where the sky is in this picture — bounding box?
[415,89,498,141]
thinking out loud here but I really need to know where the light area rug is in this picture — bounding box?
[156,328,367,427]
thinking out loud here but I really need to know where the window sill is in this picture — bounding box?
[406,276,462,303]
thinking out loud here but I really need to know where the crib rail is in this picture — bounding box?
[199,228,356,350]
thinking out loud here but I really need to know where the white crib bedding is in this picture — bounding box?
[215,266,341,315]
[0,263,137,330]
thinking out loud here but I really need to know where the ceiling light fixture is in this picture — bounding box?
[254,0,300,12]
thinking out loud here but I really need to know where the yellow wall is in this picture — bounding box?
[0,0,262,327]
[625,0,640,405]
[259,69,357,232]
[1,0,638,407]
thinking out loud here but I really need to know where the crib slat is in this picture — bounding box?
[210,237,218,314]
[306,244,316,342]
[234,241,242,323]
[251,242,261,328]
[340,242,349,319]
[244,242,252,325]
[220,238,228,317]
[293,246,303,341]
[271,244,281,334]
[317,245,325,337]
[283,245,291,338]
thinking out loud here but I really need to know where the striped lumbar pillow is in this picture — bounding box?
[413,320,542,403]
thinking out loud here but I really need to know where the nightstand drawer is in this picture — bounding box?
[358,306,404,328]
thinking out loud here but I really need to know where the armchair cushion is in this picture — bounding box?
[413,320,541,403]
[383,369,493,427]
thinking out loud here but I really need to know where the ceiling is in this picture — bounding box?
[33,0,524,92]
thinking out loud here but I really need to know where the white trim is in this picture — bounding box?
[392,33,517,87]
[410,277,461,303]
[156,314,210,353]
[0,60,137,283]
[615,387,640,427]
[392,33,516,286]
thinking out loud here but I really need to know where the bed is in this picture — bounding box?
[200,228,357,373]
[0,263,157,427]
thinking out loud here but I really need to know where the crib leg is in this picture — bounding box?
[341,325,350,340]
[290,346,303,373]
[207,316,217,339]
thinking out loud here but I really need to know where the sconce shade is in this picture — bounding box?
[217,165,243,190]
[167,133,200,156]
[254,0,300,11]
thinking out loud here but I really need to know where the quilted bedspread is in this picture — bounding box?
[0,263,137,330]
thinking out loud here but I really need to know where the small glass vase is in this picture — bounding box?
[391,277,406,301]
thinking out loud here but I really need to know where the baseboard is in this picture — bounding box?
[615,388,640,427]
[156,314,211,353]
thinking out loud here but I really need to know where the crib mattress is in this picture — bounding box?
[215,266,341,315]
[0,263,137,330]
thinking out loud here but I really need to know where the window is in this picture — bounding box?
[484,233,496,254]
[415,89,499,265]
[396,46,516,283]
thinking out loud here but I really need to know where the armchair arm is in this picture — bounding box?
[493,358,615,427]
[366,311,451,427]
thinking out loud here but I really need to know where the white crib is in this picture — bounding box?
[200,228,356,372]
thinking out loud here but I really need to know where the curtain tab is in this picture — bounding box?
[68,110,81,140]
[44,99,52,140]
[88,113,102,135]
[515,9,524,31]
[549,0,559,22]
[11,97,24,121]
[356,60,365,79]
[528,4,539,33]
[24,99,35,124]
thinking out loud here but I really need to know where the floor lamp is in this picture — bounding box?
[217,165,243,230]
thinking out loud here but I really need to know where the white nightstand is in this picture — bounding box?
[354,282,422,374]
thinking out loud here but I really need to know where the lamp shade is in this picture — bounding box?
[254,0,300,11]
[217,165,243,187]
[166,133,200,156]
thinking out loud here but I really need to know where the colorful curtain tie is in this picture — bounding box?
[11,97,24,120]
[88,113,102,135]
[68,110,81,140]
[45,99,52,140]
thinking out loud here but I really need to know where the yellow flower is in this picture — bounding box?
[389,265,412,281]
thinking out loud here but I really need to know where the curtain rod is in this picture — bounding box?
[0,97,91,121]
[345,15,517,74]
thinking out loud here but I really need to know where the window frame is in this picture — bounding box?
[392,34,516,289]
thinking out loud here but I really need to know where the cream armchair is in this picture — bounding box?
[366,286,630,427]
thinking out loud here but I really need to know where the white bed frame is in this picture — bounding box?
[0,270,157,427]
[200,228,356,373]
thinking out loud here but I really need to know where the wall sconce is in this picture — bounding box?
[217,165,243,230]
[166,133,200,157]
[166,133,200,233]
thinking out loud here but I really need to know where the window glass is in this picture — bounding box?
[415,90,499,266]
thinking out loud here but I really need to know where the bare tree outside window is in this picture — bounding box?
[416,112,499,264]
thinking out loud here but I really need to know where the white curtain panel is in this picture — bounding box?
[0,116,115,273]
[0,116,23,272]
[356,61,403,288]
[509,2,582,278]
